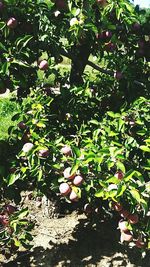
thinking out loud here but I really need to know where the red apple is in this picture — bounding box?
[59,183,71,196]
[63,167,76,179]
[133,22,140,31]
[38,149,49,158]
[18,121,26,130]
[112,202,123,212]
[135,239,145,248]
[105,42,116,52]
[114,170,124,180]
[60,145,72,156]
[22,142,34,153]
[119,209,130,219]
[120,230,133,242]
[55,0,67,9]
[0,215,9,226]
[96,0,107,7]
[105,31,112,38]
[38,60,49,71]
[9,167,17,174]
[5,204,16,215]
[73,175,84,186]
[128,214,139,224]
[118,220,128,232]
[22,132,31,142]
[7,17,18,29]
[69,190,79,202]
[114,71,123,80]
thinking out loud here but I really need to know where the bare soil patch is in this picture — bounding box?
[1,196,150,267]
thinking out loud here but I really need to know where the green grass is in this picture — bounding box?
[0,97,20,140]
[0,55,105,140]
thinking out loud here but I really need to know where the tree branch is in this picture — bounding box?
[60,48,146,87]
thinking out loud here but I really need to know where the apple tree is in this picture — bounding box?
[0,0,150,253]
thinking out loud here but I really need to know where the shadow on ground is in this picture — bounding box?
[3,217,150,267]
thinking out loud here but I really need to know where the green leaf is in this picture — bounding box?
[116,7,123,20]
[130,189,141,203]
[71,161,80,175]
[95,189,104,198]
[124,170,135,182]
[38,169,43,181]
[8,173,20,186]
[117,184,126,197]
[90,119,99,125]
[17,208,29,219]
[139,146,150,153]
[106,176,119,184]
[116,161,126,173]
[16,35,33,49]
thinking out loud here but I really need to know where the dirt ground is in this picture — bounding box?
[1,196,150,267]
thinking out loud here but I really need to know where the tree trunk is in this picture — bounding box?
[70,42,92,85]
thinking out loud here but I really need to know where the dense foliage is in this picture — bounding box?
[0,0,149,255]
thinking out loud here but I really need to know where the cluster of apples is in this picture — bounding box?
[59,166,84,202]
[113,202,145,248]
[18,121,49,157]
[22,142,49,158]
[59,145,84,202]
[0,204,16,227]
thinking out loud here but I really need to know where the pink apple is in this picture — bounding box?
[105,31,112,38]
[69,190,79,202]
[118,220,128,232]
[7,17,18,29]
[120,230,133,242]
[38,60,49,71]
[73,175,84,186]
[22,142,34,153]
[60,145,72,156]
[63,167,76,179]
[59,183,71,196]
[38,149,49,158]
[128,214,139,224]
